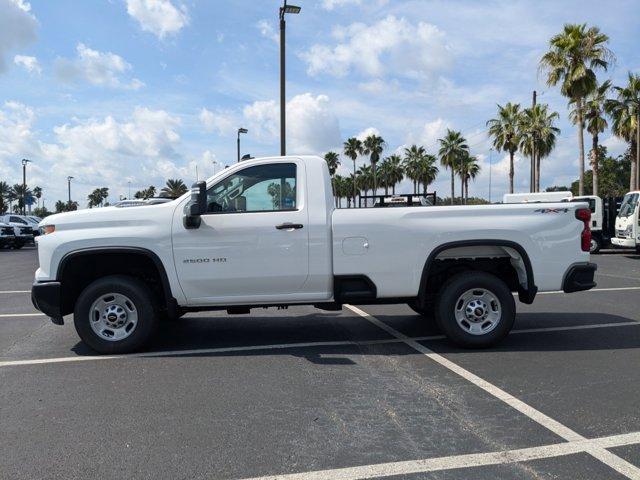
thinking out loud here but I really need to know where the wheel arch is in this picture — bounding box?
[57,247,177,316]
[419,240,537,305]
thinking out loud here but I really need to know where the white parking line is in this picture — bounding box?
[346,305,640,479]
[0,290,31,294]
[239,431,640,480]
[536,286,640,295]
[0,312,45,317]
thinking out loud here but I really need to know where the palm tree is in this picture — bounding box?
[606,73,640,191]
[161,179,188,198]
[487,102,522,193]
[324,151,340,204]
[438,130,469,204]
[343,137,363,206]
[385,154,405,194]
[458,153,481,202]
[0,181,10,214]
[539,23,613,195]
[362,134,386,195]
[356,165,373,204]
[403,145,423,194]
[519,104,560,192]
[417,154,439,194]
[571,80,610,196]
[32,186,42,209]
[11,184,31,214]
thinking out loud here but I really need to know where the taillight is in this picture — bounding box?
[576,208,591,252]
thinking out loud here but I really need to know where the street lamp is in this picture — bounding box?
[21,159,31,215]
[237,127,248,163]
[279,0,301,156]
[67,176,74,205]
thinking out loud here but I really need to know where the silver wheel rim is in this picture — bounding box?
[590,238,597,252]
[454,288,501,336]
[89,293,139,341]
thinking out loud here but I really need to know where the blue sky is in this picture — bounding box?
[0,0,638,206]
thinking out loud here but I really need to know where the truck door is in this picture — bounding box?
[172,160,310,304]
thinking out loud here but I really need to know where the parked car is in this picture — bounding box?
[33,155,596,354]
[0,214,35,248]
[0,222,16,249]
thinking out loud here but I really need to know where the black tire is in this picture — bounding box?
[590,235,601,254]
[12,242,24,250]
[74,275,158,354]
[435,271,515,348]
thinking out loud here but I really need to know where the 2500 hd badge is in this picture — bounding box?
[183,257,227,264]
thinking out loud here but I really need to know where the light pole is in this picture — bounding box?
[127,181,131,199]
[237,127,248,162]
[279,0,301,156]
[67,176,73,206]
[21,159,31,215]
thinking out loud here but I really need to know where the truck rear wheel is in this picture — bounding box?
[74,275,158,354]
[590,235,601,254]
[435,271,515,348]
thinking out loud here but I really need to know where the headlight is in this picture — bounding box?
[624,225,633,237]
[42,225,56,235]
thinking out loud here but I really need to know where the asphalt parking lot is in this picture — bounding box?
[1,247,640,479]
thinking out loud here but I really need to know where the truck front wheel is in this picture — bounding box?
[74,275,158,354]
[435,271,515,348]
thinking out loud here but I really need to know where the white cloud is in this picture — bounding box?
[13,54,40,74]
[321,0,388,10]
[126,0,188,39]
[256,20,278,43]
[355,126,380,142]
[243,93,341,154]
[199,107,237,137]
[0,0,37,73]
[54,43,144,89]
[300,15,452,79]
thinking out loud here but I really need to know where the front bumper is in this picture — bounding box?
[31,282,64,325]
[562,262,597,293]
[611,237,635,248]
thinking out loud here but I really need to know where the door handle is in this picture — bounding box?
[275,223,303,230]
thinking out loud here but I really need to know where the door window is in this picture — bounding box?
[206,163,297,213]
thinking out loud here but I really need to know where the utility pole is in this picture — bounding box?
[237,127,248,162]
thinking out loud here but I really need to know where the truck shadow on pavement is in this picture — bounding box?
[66,311,640,359]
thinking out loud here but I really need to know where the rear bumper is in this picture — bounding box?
[31,281,64,325]
[562,262,597,293]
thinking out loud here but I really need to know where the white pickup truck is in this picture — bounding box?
[32,155,596,353]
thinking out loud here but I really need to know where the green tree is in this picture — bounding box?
[438,130,469,204]
[487,102,522,194]
[417,154,439,194]
[362,134,386,195]
[134,186,157,199]
[32,186,42,209]
[539,23,613,195]
[458,153,481,203]
[324,151,340,203]
[605,72,640,191]
[267,181,295,209]
[571,80,611,196]
[11,184,31,214]
[356,164,373,202]
[161,179,188,198]
[343,137,363,205]
[383,154,405,194]
[0,181,10,214]
[569,146,631,197]
[519,104,560,192]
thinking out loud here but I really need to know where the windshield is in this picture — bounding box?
[618,193,639,218]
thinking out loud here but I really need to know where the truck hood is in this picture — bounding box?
[41,202,178,232]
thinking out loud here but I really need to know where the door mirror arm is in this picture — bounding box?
[183,181,207,229]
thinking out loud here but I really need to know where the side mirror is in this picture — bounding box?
[183,181,207,229]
